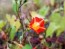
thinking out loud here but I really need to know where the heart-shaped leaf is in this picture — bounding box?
[39,6,50,17]
[57,16,65,36]
[50,13,61,24]
[6,14,21,31]
[30,11,44,18]
[46,22,59,37]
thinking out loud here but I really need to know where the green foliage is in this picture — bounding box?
[50,13,61,24]
[46,13,61,37]
[12,0,20,14]
[46,12,65,37]
[10,26,16,41]
[39,6,50,17]
[0,20,6,31]
[22,44,32,49]
[0,0,65,49]
[46,22,59,37]
[57,16,65,36]
[60,16,65,30]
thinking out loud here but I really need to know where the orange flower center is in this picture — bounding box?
[32,22,40,30]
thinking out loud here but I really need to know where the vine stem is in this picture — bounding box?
[15,0,32,47]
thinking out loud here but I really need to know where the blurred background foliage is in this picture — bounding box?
[0,0,65,49]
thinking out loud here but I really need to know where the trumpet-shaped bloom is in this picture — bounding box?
[29,17,45,34]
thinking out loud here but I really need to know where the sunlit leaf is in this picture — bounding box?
[15,19,21,31]
[22,44,32,49]
[6,14,11,21]
[6,14,16,26]
[6,14,21,31]
[0,20,6,31]
[56,27,63,37]
[60,16,65,30]
[57,16,65,36]
[50,13,61,24]
[49,12,65,37]
[30,11,44,18]
[46,22,59,37]
[39,6,50,17]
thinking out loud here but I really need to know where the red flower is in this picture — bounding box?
[29,17,45,34]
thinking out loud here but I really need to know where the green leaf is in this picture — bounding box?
[22,44,32,49]
[39,6,50,17]
[10,26,16,41]
[46,22,59,37]
[56,16,65,36]
[12,0,20,13]
[50,13,61,24]
[13,4,18,13]
[49,13,65,37]
[60,16,65,30]
[0,20,6,31]
[56,27,63,37]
